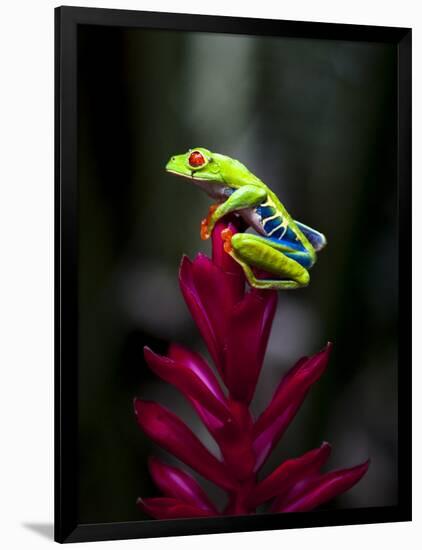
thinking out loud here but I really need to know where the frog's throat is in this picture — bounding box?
[166,169,227,200]
[166,169,208,181]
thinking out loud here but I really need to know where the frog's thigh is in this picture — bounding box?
[230,233,310,289]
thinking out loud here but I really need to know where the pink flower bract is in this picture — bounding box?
[134,217,369,519]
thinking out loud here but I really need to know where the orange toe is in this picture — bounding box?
[221,227,233,253]
[200,219,210,240]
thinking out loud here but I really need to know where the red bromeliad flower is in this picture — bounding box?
[134,218,369,519]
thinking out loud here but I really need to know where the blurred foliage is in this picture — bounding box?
[78,25,397,523]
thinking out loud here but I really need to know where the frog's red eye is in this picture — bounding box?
[188,151,206,168]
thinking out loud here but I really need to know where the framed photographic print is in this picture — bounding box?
[55,6,411,543]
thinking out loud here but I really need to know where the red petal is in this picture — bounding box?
[274,460,370,513]
[179,256,222,372]
[167,343,225,402]
[215,399,256,481]
[148,457,217,513]
[225,289,277,404]
[167,344,229,434]
[253,397,304,471]
[270,476,317,511]
[253,354,321,469]
[190,398,226,433]
[249,442,331,506]
[254,343,332,438]
[191,253,241,363]
[179,254,242,375]
[137,497,214,519]
[144,346,230,422]
[134,399,236,490]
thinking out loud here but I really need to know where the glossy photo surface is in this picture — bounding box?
[55,7,411,543]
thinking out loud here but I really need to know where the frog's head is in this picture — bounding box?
[166,147,225,186]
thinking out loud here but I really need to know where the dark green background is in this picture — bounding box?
[78,25,397,523]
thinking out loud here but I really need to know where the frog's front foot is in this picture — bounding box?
[200,203,218,240]
[200,218,211,240]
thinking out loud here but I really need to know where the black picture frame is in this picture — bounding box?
[55,5,412,543]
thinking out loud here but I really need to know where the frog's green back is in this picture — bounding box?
[213,153,263,188]
[214,153,295,222]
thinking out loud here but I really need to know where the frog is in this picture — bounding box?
[165,147,326,290]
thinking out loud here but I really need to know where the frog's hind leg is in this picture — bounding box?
[236,260,305,290]
[222,231,310,290]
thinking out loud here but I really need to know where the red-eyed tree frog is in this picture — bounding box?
[166,147,327,290]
